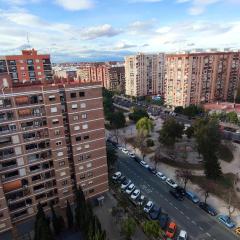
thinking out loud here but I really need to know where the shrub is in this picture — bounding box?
[146,139,154,147]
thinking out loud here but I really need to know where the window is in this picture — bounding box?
[89,189,94,194]
[56,141,62,146]
[79,165,84,170]
[87,172,93,177]
[79,155,84,161]
[76,136,81,142]
[79,91,85,97]
[82,113,87,119]
[83,135,89,140]
[48,95,56,101]
[52,119,59,124]
[76,146,82,151]
[73,115,79,121]
[50,107,57,113]
[20,67,25,70]
[86,163,92,168]
[82,124,88,130]
[60,171,66,176]
[70,92,76,98]
[80,103,86,108]
[59,161,65,166]
[84,144,90,149]
[71,104,77,109]
[55,130,60,136]
[38,72,42,76]
[85,154,91,159]
[80,173,85,179]
[62,180,68,186]
[74,126,80,131]
[57,151,63,157]
[37,66,41,69]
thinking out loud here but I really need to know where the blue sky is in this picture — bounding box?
[0,0,240,62]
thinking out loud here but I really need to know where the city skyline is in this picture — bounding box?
[1,0,240,62]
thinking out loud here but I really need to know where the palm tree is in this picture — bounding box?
[136,117,154,137]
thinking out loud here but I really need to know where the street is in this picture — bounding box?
[114,148,239,240]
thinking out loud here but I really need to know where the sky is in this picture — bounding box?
[0,0,240,62]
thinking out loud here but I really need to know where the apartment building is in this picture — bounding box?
[0,51,108,236]
[125,53,165,97]
[164,51,240,107]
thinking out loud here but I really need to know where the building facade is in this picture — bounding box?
[0,51,108,235]
[164,51,240,107]
[125,53,165,97]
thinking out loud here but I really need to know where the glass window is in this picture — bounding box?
[72,104,78,109]
[50,107,57,113]
[80,103,86,108]
[82,124,88,130]
[70,92,76,98]
[79,92,85,97]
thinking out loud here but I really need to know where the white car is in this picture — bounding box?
[140,160,149,168]
[112,171,121,180]
[126,183,135,194]
[122,148,129,154]
[131,189,140,200]
[166,178,178,188]
[117,145,123,150]
[156,171,167,181]
[121,179,131,190]
[144,201,154,213]
[128,152,136,158]
[177,230,187,240]
[137,195,145,206]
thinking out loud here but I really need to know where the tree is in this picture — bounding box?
[159,118,184,148]
[121,217,136,240]
[185,126,194,139]
[129,108,149,123]
[34,203,53,240]
[102,88,114,120]
[143,220,159,239]
[175,169,192,190]
[107,147,118,171]
[201,180,216,204]
[152,147,161,168]
[66,200,73,229]
[75,187,86,230]
[136,117,154,137]
[194,118,222,179]
[110,111,126,129]
[226,111,239,124]
[183,104,203,118]
[50,203,62,235]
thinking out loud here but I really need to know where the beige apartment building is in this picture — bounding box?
[125,53,165,97]
[0,50,108,236]
[164,51,240,107]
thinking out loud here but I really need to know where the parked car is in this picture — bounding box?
[134,156,141,163]
[166,178,178,188]
[121,179,131,190]
[199,202,217,216]
[149,206,161,220]
[159,213,169,230]
[137,195,145,206]
[166,222,177,239]
[122,148,129,154]
[128,152,136,158]
[148,166,157,175]
[175,186,186,196]
[131,189,140,200]
[117,175,126,184]
[112,171,121,180]
[218,215,236,228]
[117,145,123,150]
[177,230,187,240]
[169,190,184,201]
[140,160,149,169]
[185,191,200,204]
[235,226,240,235]
[126,183,135,194]
[144,201,154,213]
[156,171,167,181]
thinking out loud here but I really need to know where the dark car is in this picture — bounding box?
[117,175,126,184]
[134,156,141,163]
[169,190,184,201]
[199,202,217,216]
[175,186,186,196]
[149,206,161,220]
[148,166,157,175]
[159,213,169,230]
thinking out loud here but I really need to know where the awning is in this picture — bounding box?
[3,180,22,193]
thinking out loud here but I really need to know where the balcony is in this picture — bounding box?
[29,160,53,174]
[25,140,50,152]
[0,148,14,160]
[9,198,32,212]
[0,136,12,147]
[15,95,43,107]
[35,189,57,201]
[0,112,14,123]
[21,118,47,131]
[23,129,49,142]
[27,150,52,164]
[0,98,12,108]
[18,107,45,119]
[1,170,20,182]
[0,159,17,171]
[0,124,17,135]
[33,179,56,193]
[31,170,55,183]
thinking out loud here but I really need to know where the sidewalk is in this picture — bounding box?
[93,191,148,240]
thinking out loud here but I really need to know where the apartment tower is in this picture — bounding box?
[125,53,165,97]
[164,51,240,107]
[0,50,108,236]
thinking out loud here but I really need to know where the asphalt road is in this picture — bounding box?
[113,148,239,240]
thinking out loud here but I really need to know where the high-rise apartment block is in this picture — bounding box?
[0,50,108,236]
[164,51,240,107]
[125,53,165,97]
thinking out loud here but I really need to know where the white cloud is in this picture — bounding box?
[129,0,162,2]
[114,42,137,50]
[54,0,94,11]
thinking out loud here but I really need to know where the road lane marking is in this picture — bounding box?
[206,233,211,237]
[180,211,184,215]
[191,220,196,225]
[199,227,204,231]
